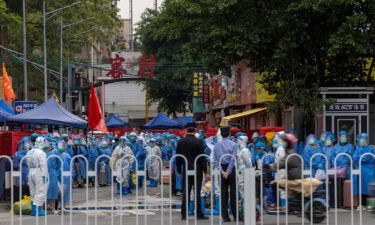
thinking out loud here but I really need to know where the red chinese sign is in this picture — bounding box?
[138,53,156,78]
[106,54,127,79]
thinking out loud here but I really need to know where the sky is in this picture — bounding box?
[118,0,163,25]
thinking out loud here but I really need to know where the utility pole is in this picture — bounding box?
[60,17,63,102]
[154,0,157,11]
[130,0,133,52]
[43,0,47,101]
[23,0,27,100]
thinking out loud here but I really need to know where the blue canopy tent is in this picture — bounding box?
[177,117,193,124]
[8,97,87,128]
[141,114,183,129]
[173,117,187,126]
[0,99,15,122]
[105,114,128,128]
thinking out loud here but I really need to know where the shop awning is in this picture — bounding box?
[220,107,267,126]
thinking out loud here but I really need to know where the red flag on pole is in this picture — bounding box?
[88,84,108,133]
[2,63,16,102]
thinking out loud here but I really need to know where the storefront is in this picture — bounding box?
[320,87,374,144]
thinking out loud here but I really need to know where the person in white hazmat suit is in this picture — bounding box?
[146,138,162,187]
[110,136,134,195]
[26,136,48,216]
[237,135,252,220]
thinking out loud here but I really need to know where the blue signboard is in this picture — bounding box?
[13,101,38,114]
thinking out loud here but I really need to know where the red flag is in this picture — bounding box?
[88,84,108,133]
[2,63,16,102]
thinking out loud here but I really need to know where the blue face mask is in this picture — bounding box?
[308,139,316,145]
[24,143,31,149]
[359,139,367,146]
[325,140,332,146]
[272,143,278,149]
[340,137,347,144]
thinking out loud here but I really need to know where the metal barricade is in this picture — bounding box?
[3,151,375,225]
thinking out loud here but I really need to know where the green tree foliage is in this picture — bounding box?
[1,0,121,102]
[137,0,375,114]
[137,8,201,116]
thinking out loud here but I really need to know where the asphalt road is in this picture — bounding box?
[0,184,374,225]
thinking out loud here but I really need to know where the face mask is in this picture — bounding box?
[130,137,136,142]
[272,143,278,149]
[101,145,107,149]
[74,141,79,145]
[359,139,367,146]
[68,144,73,148]
[325,140,332,146]
[253,138,259,144]
[340,137,347,144]
[58,147,65,152]
[320,135,326,142]
[24,143,31,149]
[308,139,316,145]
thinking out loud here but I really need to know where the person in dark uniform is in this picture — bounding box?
[176,127,209,220]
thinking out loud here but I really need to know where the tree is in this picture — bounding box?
[136,8,203,116]
[1,0,121,102]
[137,0,375,114]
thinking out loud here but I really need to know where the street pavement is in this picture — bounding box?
[0,184,374,225]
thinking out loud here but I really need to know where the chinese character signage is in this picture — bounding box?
[325,103,367,112]
[203,75,210,103]
[14,101,38,114]
[138,53,156,78]
[193,73,199,97]
[106,54,127,79]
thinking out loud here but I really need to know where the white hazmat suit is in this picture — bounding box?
[26,137,48,207]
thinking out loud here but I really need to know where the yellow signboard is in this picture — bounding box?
[363,58,375,79]
[255,72,275,103]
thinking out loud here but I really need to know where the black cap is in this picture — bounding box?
[187,127,196,133]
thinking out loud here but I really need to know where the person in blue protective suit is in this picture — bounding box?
[65,139,74,157]
[43,137,61,213]
[87,138,99,187]
[317,131,329,148]
[303,134,325,177]
[13,137,32,200]
[253,142,266,169]
[57,141,75,206]
[247,132,260,150]
[72,137,87,188]
[331,131,354,208]
[128,132,146,189]
[353,133,375,210]
[323,133,337,206]
[97,140,112,186]
[263,137,277,207]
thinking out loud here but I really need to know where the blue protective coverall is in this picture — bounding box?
[331,143,354,178]
[58,152,75,203]
[88,144,99,171]
[44,148,60,200]
[76,145,88,180]
[13,139,30,185]
[303,145,326,176]
[353,145,375,195]
[129,141,146,188]
[98,147,112,185]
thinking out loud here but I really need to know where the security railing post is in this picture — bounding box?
[244,168,256,225]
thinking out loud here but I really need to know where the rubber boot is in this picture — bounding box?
[280,198,286,207]
[188,201,195,215]
[147,179,155,188]
[152,179,158,187]
[31,205,46,216]
[212,196,220,215]
[116,183,121,195]
[122,186,129,195]
[201,197,208,215]
[30,202,35,216]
